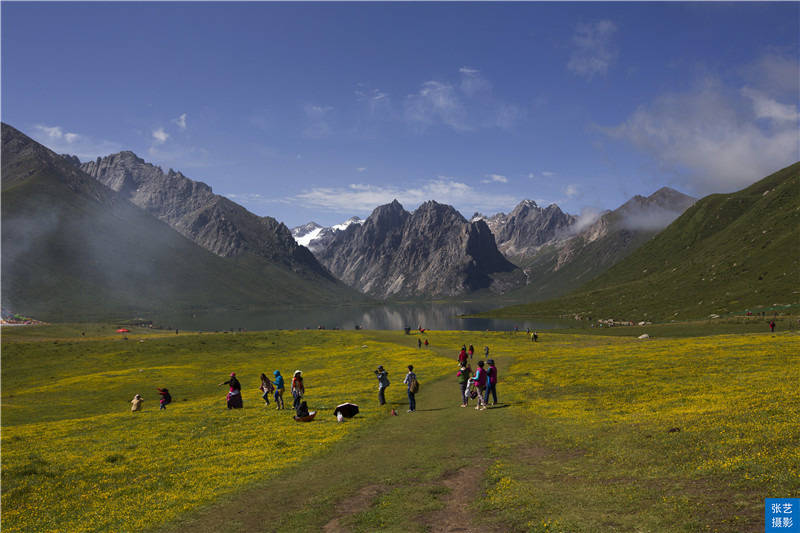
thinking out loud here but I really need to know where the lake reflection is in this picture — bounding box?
[163,302,566,332]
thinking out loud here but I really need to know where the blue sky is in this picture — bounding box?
[3,2,798,227]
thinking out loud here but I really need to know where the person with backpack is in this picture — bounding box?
[273,370,285,410]
[219,372,243,409]
[259,373,274,406]
[156,387,171,410]
[291,370,305,411]
[375,365,390,405]
[403,365,418,413]
[485,359,498,406]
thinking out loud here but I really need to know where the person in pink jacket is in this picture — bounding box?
[470,361,488,411]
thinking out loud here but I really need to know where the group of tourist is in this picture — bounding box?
[455,345,498,410]
[130,343,499,416]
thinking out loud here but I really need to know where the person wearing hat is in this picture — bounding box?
[219,372,243,409]
[291,370,305,411]
[272,370,285,410]
[374,365,390,405]
[485,359,498,406]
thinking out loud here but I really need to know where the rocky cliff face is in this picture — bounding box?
[79,152,332,279]
[495,200,576,257]
[317,200,521,298]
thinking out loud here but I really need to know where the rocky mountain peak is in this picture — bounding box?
[78,150,334,279]
[317,199,521,298]
[509,199,540,217]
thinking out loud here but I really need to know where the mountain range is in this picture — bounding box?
[490,161,800,320]
[294,187,696,302]
[5,120,792,322]
[315,200,523,299]
[1,123,360,321]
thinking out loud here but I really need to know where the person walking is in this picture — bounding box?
[219,373,243,409]
[273,370,285,410]
[291,370,305,411]
[259,373,274,406]
[375,365,390,405]
[458,346,468,366]
[484,345,489,359]
[472,361,488,410]
[770,320,776,333]
[468,344,474,360]
[418,338,422,349]
[457,365,470,407]
[156,387,171,410]
[485,359,498,406]
[403,365,418,413]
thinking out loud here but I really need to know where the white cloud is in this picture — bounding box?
[741,53,799,98]
[564,184,580,198]
[459,66,492,97]
[291,178,520,216]
[529,171,556,179]
[172,113,187,130]
[405,81,471,132]
[356,167,367,173]
[152,128,169,144]
[404,68,525,132]
[567,20,618,79]
[569,207,605,235]
[482,173,508,184]
[31,124,121,160]
[355,85,392,119]
[603,78,799,194]
[741,87,799,122]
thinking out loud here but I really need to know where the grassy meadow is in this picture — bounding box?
[1,325,798,532]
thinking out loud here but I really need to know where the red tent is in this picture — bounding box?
[116,328,130,333]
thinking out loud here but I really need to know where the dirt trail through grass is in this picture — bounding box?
[159,341,517,533]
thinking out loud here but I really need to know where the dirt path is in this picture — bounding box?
[322,485,383,532]
[423,464,488,533]
[158,346,520,533]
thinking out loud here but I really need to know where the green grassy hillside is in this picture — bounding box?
[487,162,800,320]
[1,124,362,322]
[509,213,659,302]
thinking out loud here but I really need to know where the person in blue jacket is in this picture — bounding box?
[273,370,285,410]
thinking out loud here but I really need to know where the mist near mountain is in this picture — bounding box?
[1,123,361,321]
